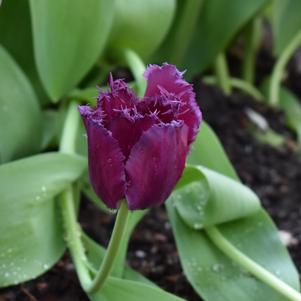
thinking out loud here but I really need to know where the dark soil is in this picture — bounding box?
[1,84,301,301]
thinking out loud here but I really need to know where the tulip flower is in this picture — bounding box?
[79,64,202,210]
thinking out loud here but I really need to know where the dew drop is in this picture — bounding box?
[212,263,224,272]
[275,270,281,276]
[43,263,49,270]
[193,223,203,229]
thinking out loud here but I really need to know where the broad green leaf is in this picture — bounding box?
[0,0,48,104]
[273,0,301,55]
[167,204,299,301]
[92,277,186,301]
[188,122,238,180]
[105,0,176,62]
[153,0,204,65]
[174,166,260,230]
[30,0,114,101]
[182,0,268,76]
[0,46,42,163]
[166,121,300,300]
[278,87,301,144]
[0,153,86,287]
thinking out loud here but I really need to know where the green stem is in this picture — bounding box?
[59,102,79,154]
[214,53,231,96]
[59,102,92,290]
[242,18,262,84]
[60,188,92,290]
[170,0,204,65]
[206,226,301,301]
[269,31,301,106]
[123,48,146,97]
[87,200,130,294]
[203,76,264,102]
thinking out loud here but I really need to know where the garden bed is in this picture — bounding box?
[1,83,300,301]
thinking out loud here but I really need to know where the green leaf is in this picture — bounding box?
[0,153,86,287]
[167,204,299,301]
[272,0,301,55]
[92,277,186,301]
[182,0,268,76]
[105,0,176,62]
[174,166,260,230]
[30,0,114,101]
[0,0,48,104]
[0,46,42,163]
[188,122,238,179]
[166,121,300,300]
[153,0,204,65]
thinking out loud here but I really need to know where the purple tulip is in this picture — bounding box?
[79,64,202,210]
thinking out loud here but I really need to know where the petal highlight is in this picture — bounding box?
[85,119,126,208]
[125,122,189,210]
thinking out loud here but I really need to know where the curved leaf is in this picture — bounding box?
[105,0,176,62]
[182,0,269,76]
[188,122,238,179]
[0,0,47,103]
[0,46,42,163]
[273,0,301,55]
[167,204,299,301]
[166,121,300,300]
[30,0,114,100]
[174,166,260,230]
[0,153,86,287]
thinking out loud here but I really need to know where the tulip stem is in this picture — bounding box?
[269,30,301,106]
[60,187,92,290]
[203,76,264,102]
[206,226,301,301]
[123,48,146,97]
[214,53,231,96]
[59,102,93,290]
[242,17,262,84]
[87,200,130,294]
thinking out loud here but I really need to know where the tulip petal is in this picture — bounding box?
[125,122,189,210]
[108,115,158,159]
[85,119,126,208]
[144,64,187,97]
[144,64,201,144]
[97,75,137,121]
